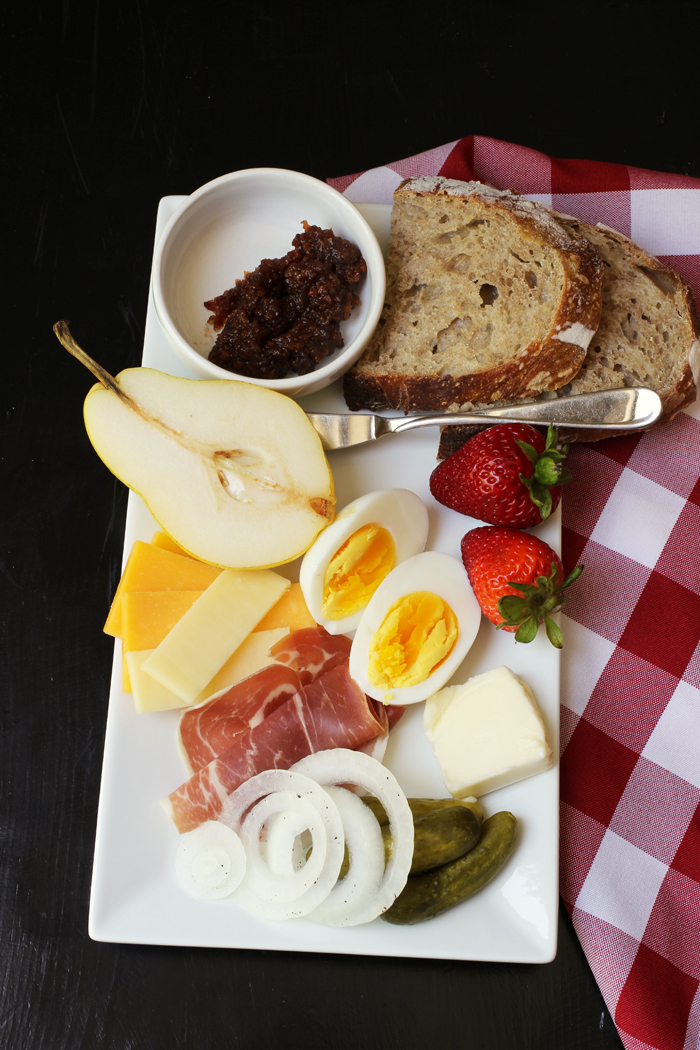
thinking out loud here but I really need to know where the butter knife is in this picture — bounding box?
[307,388,662,451]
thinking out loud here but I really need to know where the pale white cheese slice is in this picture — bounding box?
[198,627,289,701]
[127,649,190,714]
[423,666,553,797]
[142,569,289,703]
[127,627,290,714]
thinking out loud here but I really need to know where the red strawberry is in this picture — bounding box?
[460,525,583,647]
[430,423,570,528]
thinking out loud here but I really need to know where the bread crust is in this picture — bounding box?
[435,220,700,456]
[437,423,488,459]
[557,218,699,424]
[344,178,604,413]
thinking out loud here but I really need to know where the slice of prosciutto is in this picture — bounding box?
[385,704,406,732]
[164,663,386,834]
[269,627,351,686]
[356,700,389,760]
[178,664,303,775]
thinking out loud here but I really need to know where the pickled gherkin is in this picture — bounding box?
[381,805,481,874]
[362,795,484,826]
[338,797,482,879]
[382,811,518,925]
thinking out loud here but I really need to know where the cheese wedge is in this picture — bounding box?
[142,569,290,703]
[424,665,553,797]
[254,582,316,633]
[104,541,221,638]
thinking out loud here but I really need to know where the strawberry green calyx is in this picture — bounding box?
[516,425,571,521]
[497,562,583,647]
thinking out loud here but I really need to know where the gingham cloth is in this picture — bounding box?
[330,137,700,1050]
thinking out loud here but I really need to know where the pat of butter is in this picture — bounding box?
[424,666,553,797]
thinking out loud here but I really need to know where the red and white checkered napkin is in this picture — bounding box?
[330,137,700,1050]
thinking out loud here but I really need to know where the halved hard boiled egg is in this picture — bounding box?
[349,551,481,705]
[299,489,429,635]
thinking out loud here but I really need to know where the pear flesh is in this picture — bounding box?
[82,367,335,569]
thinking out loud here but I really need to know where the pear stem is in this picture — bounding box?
[53,320,136,409]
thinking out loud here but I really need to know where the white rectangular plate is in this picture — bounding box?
[88,196,559,961]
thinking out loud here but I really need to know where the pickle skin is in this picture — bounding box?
[363,796,484,826]
[339,802,481,879]
[381,811,518,926]
[382,805,481,875]
[410,797,484,824]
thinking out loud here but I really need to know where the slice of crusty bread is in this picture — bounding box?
[343,177,604,413]
[553,218,699,425]
[436,220,700,455]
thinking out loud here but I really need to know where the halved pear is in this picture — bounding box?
[55,322,335,568]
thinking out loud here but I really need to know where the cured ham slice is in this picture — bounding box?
[356,700,389,760]
[178,664,303,775]
[269,627,351,685]
[385,704,406,731]
[370,699,389,735]
[355,702,405,760]
[164,663,385,833]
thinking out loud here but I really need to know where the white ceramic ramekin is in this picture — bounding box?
[152,168,385,398]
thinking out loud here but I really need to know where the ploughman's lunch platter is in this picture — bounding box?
[68,167,691,961]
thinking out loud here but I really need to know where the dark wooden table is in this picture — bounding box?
[4,2,698,1046]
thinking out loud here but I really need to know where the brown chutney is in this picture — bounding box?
[204,222,367,380]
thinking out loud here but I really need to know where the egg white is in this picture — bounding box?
[349,551,481,705]
[299,489,429,635]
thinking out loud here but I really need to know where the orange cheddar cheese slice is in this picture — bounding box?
[104,541,221,639]
[122,590,204,652]
[120,590,203,694]
[254,582,317,633]
[123,650,131,694]
[150,531,197,560]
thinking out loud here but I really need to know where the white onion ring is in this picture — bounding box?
[219,769,344,920]
[261,809,310,874]
[241,792,331,902]
[292,749,414,924]
[306,785,386,927]
[175,820,246,900]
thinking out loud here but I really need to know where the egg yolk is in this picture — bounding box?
[367,591,458,690]
[322,524,396,619]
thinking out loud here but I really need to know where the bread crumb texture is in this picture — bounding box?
[345,178,604,412]
[553,219,699,422]
[435,219,700,456]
